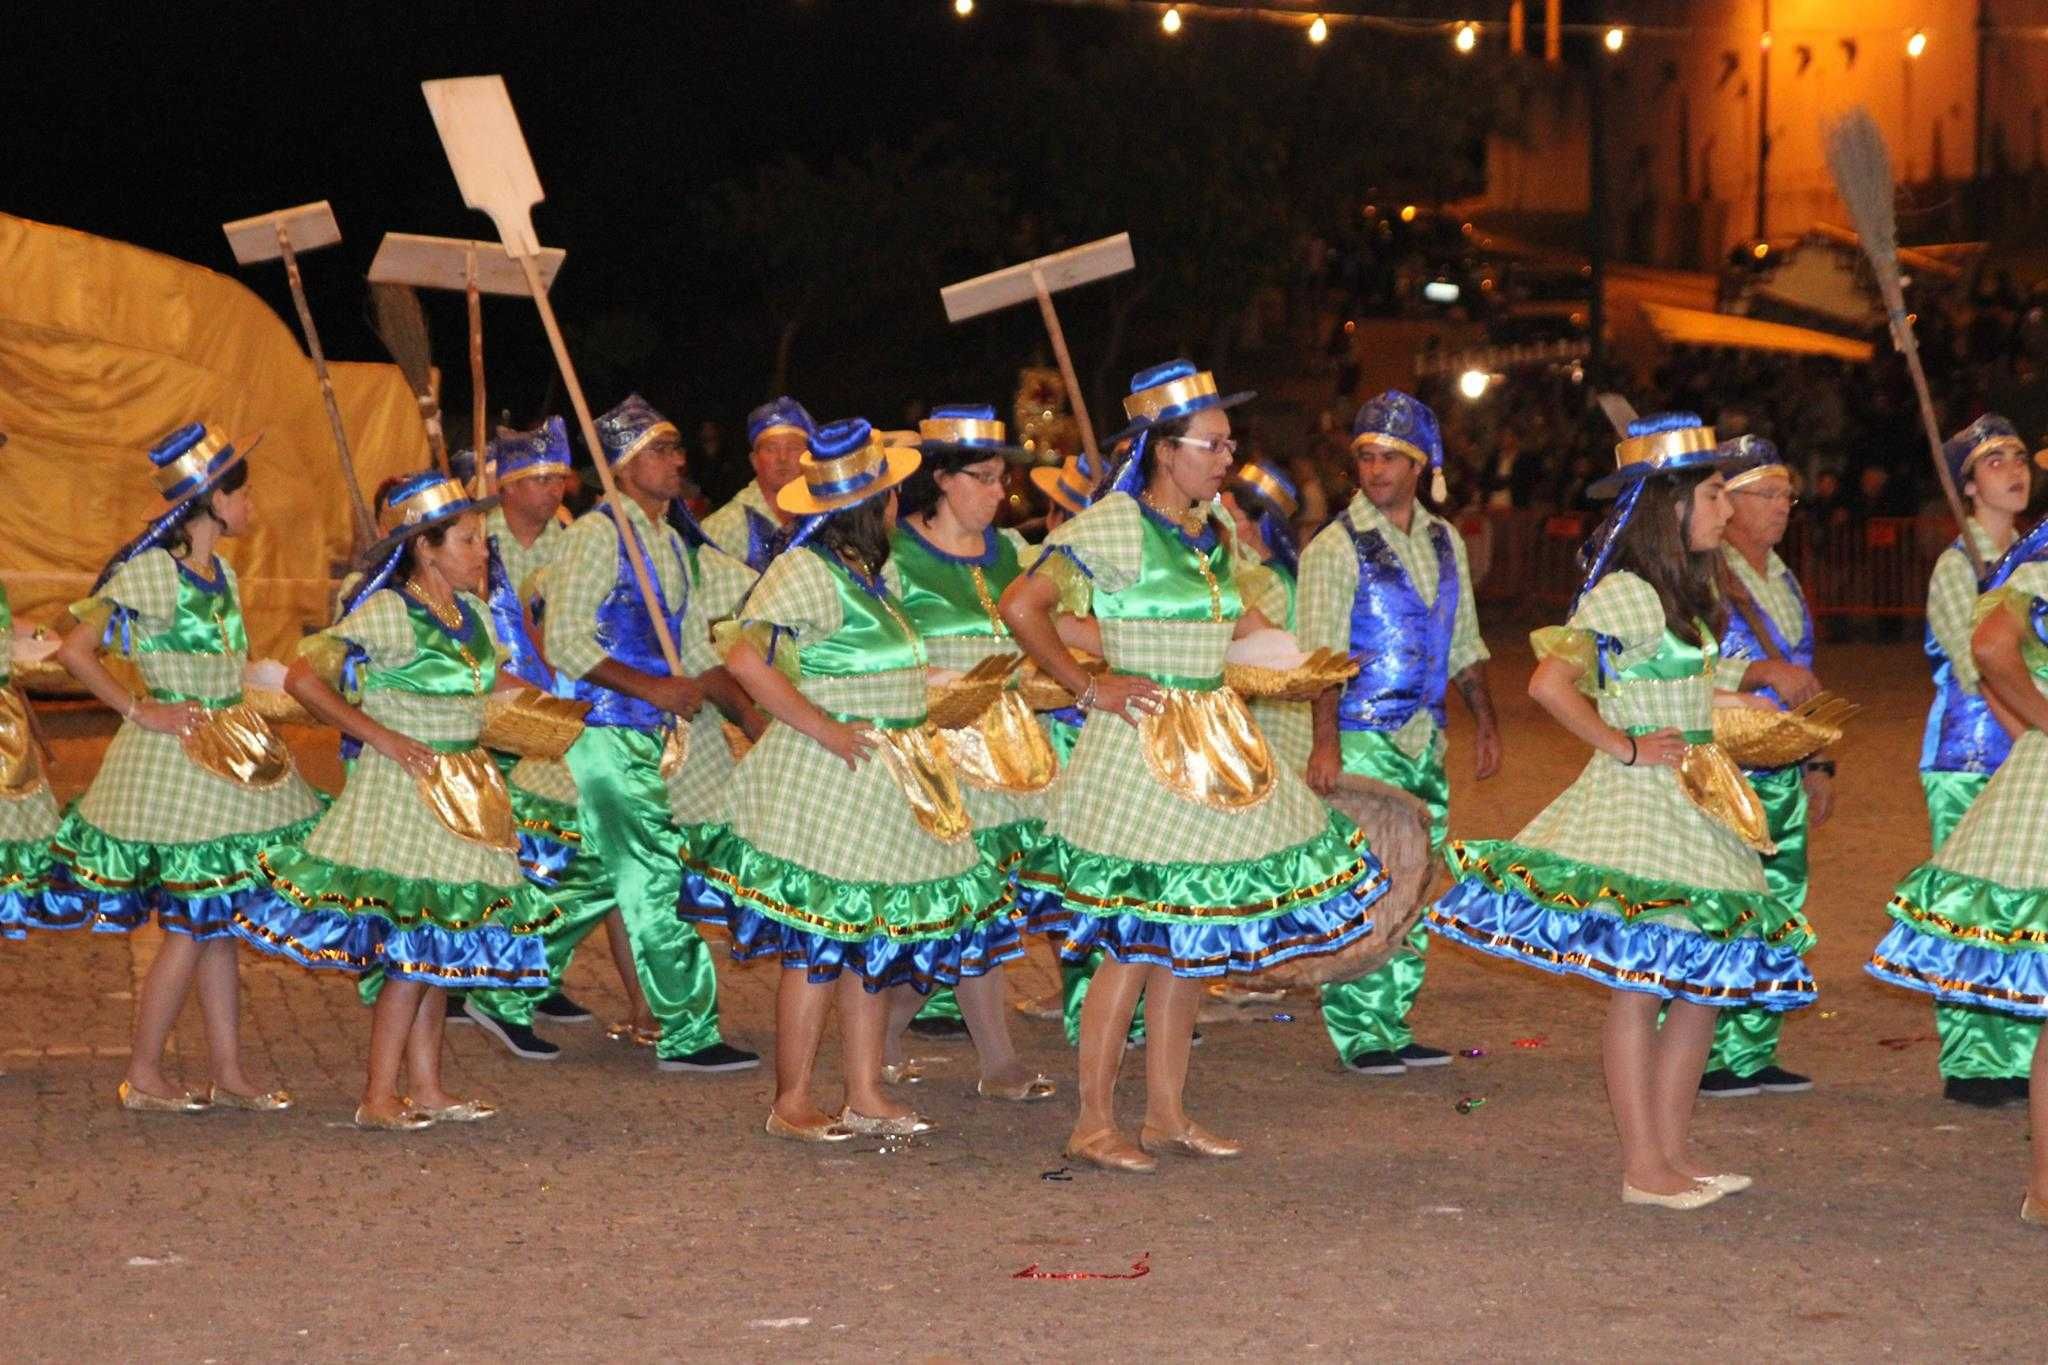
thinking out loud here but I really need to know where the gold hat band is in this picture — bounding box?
[1724,462,1793,493]
[1124,371,1220,424]
[379,479,471,538]
[919,416,1008,446]
[1350,432,1430,466]
[612,421,680,470]
[1962,433,2026,477]
[751,422,808,446]
[495,459,571,487]
[1614,424,1717,471]
[1235,462,1299,519]
[803,437,887,497]
[153,429,232,495]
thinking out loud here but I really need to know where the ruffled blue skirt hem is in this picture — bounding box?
[34,885,254,942]
[230,893,550,990]
[516,827,579,891]
[1426,880,1818,1010]
[1866,922,2048,1019]
[708,902,1026,994]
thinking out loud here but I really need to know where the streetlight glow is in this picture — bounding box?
[1162,5,1183,35]
[1906,29,1927,59]
[1603,26,1625,53]
[1458,369,1491,401]
[1454,21,1479,54]
[1308,15,1328,45]
[953,0,973,15]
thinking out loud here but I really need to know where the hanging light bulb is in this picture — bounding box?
[1603,26,1625,53]
[1308,15,1328,45]
[953,0,973,14]
[1162,5,1183,35]
[1454,21,1479,54]
[1905,29,1928,59]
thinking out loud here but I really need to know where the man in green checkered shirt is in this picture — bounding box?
[1299,391,1500,1077]
[536,395,761,1074]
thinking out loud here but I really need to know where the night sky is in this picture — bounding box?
[13,0,1483,493]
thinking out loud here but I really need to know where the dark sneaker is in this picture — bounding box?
[1945,1076,2022,1108]
[462,999,560,1061]
[656,1042,761,1073]
[534,992,595,1024]
[1397,1043,1453,1068]
[1344,1049,1408,1076]
[907,1015,971,1041]
[1753,1065,1813,1094]
[1698,1069,1761,1098]
[445,994,473,1024]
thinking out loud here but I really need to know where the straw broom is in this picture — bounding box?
[369,282,452,475]
[1823,107,1982,577]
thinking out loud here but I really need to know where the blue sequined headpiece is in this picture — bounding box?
[1350,390,1443,469]
[596,394,679,469]
[747,395,817,448]
[489,416,572,486]
[1943,413,2027,492]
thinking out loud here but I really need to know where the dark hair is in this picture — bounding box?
[1131,413,1194,489]
[1610,468,1724,644]
[897,444,1001,523]
[812,496,893,579]
[371,475,457,579]
[162,461,250,558]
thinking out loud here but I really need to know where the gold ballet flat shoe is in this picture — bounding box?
[206,1085,293,1112]
[2023,1194,2046,1227]
[1623,1181,1726,1210]
[977,1073,1057,1103]
[765,1109,857,1143]
[881,1059,926,1085]
[353,1104,436,1132]
[1695,1172,1752,1195]
[606,1021,660,1047]
[1139,1123,1244,1160]
[1063,1129,1157,1174]
[417,1098,498,1123]
[117,1081,209,1114]
[837,1107,938,1137]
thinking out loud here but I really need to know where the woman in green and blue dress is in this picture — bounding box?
[0,576,58,943]
[44,424,324,1114]
[1426,415,1817,1210]
[880,405,1061,1101]
[1000,361,1387,1174]
[1870,520,2048,1226]
[684,418,1013,1142]
[232,472,554,1129]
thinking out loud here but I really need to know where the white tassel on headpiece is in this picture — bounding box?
[1430,466,1449,504]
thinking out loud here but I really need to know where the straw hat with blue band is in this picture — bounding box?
[1351,389,1449,504]
[1030,451,1103,518]
[777,417,922,517]
[90,423,264,591]
[915,403,1031,463]
[1232,459,1300,522]
[487,416,573,488]
[342,470,501,616]
[1104,360,1256,498]
[1574,415,1769,606]
[747,395,817,449]
[1229,458,1303,576]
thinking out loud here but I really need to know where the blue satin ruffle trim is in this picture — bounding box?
[1050,895,1377,979]
[1426,880,1818,1010]
[516,826,578,891]
[1866,922,2048,1019]
[711,902,1026,995]
[36,884,255,942]
[0,887,39,940]
[231,891,549,990]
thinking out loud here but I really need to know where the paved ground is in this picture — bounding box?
[2,628,2040,1363]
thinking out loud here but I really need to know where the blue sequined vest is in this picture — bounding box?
[1719,561,1813,708]
[484,540,554,693]
[1335,510,1458,733]
[564,505,691,731]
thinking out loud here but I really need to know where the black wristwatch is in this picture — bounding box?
[1803,759,1836,777]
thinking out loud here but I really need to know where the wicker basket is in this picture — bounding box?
[10,659,88,698]
[1224,647,1359,702]
[1248,772,1438,989]
[245,687,319,728]
[1016,651,1106,712]
[926,654,1023,731]
[481,688,590,760]
[1711,692,1858,770]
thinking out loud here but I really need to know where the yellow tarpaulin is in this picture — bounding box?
[0,212,429,659]
[1638,301,1876,364]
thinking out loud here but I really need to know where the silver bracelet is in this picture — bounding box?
[1076,678,1100,711]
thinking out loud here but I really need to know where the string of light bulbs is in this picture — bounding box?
[946,1,2010,58]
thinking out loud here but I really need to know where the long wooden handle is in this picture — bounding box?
[276,224,375,551]
[517,253,683,676]
[1886,300,1985,579]
[468,250,490,494]
[1032,267,1102,468]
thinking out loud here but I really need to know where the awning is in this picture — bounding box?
[1638,302,1875,363]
